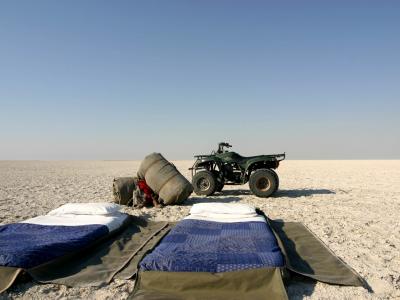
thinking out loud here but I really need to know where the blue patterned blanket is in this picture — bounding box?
[139,219,284,273]
[0,223,108,269]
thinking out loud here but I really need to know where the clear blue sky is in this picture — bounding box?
[0,1,399,160]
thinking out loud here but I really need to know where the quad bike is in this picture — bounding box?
[190,143,285,198]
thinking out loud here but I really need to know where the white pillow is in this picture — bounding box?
[190,203,256,216]
[48,203,122,216]
[185,214,266,223]
[189,212,259,219]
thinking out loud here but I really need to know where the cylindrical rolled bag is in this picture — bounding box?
[137,153,193,205]
[112,177,136,205]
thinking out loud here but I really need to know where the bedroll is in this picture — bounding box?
[112,177,136,205]
[138,153,193,205]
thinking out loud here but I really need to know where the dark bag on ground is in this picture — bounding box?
[113,177,136,205]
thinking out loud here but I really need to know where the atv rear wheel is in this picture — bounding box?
[249,169,278,198]
[268,169,279,193]
[192,170,217,196]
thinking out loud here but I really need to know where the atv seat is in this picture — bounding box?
[236,155,271,170]
[218,152,274,170]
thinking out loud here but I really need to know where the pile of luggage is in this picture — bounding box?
[113,153,193,207]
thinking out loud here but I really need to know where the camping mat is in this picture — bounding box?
[130,217,368,299]
[130,267,288,300]
[27,217,169,287]
[115,222,177,280]
[268,219,366,287]
[1,215,367,296]
[0,266,22,293]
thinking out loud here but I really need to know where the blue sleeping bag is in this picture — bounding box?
[0,223,108,269]
[139,219,284,273]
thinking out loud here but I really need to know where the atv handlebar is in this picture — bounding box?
[221,142,232,148]
[217,142,232,153]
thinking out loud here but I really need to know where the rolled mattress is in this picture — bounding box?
[112,177,136,205]
[137,153,193,205]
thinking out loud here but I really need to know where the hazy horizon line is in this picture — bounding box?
[1,158,399,162]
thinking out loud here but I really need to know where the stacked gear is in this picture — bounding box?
[113,177,160,208]
[113,153,192,207]
[137,153,193,205]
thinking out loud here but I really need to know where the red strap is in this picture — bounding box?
[137,180,154,203]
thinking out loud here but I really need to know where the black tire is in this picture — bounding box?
[249,169,278,198]
[192,170,217,196]
[215,182,224,192]
[213,171,224,192]
[268,169,280,193]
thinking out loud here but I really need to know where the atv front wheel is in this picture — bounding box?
[215,182,224,192]
[192,171,217,196]
[212,171,224,192]
[249,169,278,198]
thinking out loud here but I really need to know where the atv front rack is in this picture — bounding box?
[272,153,286,161]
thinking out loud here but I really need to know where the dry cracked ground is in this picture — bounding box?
[0,160,399,300]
